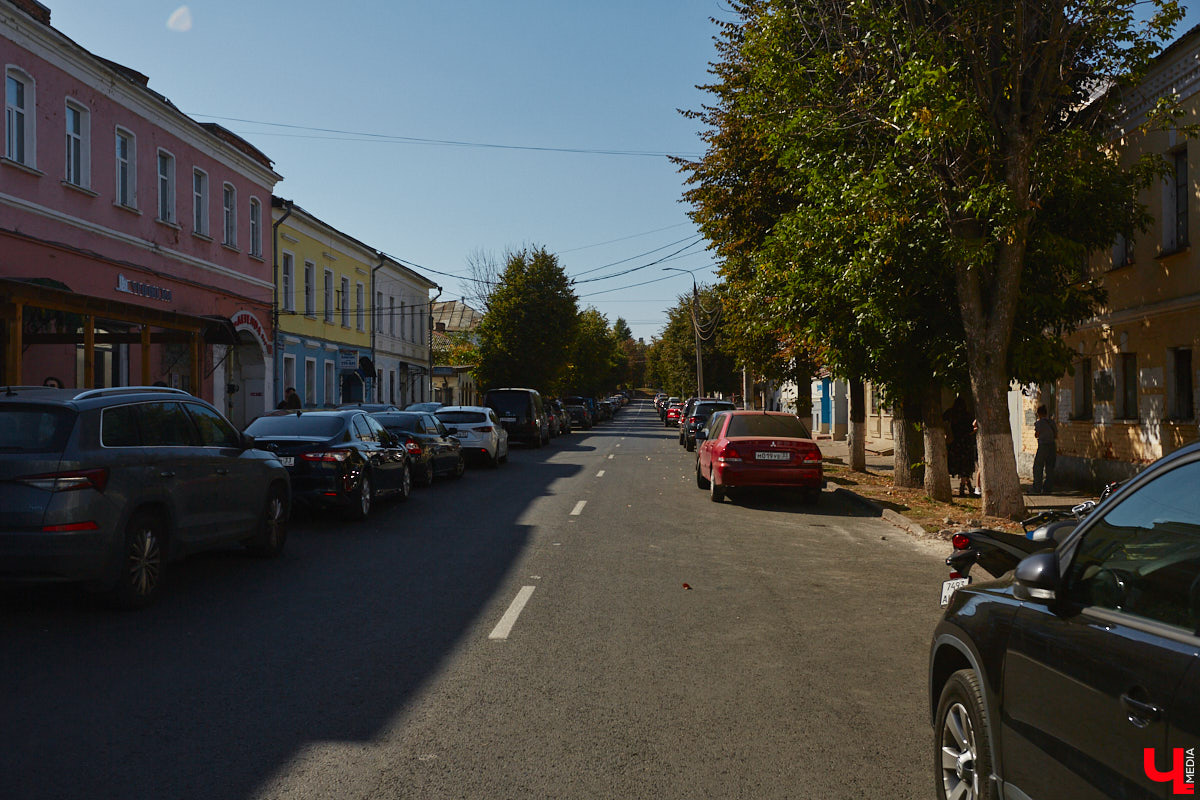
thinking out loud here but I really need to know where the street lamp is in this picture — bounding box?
[663,267,704,398]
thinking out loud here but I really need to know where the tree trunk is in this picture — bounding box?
[892,392,924,487]
[848,378,866,472]
[923,384,952,502]
[971,363,1025,519]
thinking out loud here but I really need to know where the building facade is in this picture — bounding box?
[1018,27,1200,486]
[1,0,280,428]
[373,255,437,407]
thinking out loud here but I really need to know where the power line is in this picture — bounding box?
[560,223,693,253]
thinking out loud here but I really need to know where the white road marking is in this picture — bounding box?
[596,470,605,477]
[489,586,536,640]
[570,500,587,516]
[608,454,614,460]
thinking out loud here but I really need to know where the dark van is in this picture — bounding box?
[484,388,549,447]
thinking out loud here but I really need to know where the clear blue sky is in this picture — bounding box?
[42,1,1200,343]
[44,0,732,342]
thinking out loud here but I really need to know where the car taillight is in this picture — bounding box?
[300,450,351,462]
[42,521,100,532]
[18,468,109,493]
[801,446,822,465]
[404,437,423,456]
[473,426,494,433]
[718,444,742,463]
[952,533,971,550]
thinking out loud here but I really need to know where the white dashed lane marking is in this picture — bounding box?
[570,501,587,516]
[489,586,536,640]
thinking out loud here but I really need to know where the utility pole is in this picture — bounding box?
[664,267,704,398]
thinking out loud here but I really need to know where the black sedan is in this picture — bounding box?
[243,410,411,520]
[371,411,465,487]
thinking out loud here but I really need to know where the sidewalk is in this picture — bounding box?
[815,434,1089,510]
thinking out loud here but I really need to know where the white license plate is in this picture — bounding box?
[940,577,970,606]
[755,451,789,461]
[500,416,516,422]
[279,456,294,467]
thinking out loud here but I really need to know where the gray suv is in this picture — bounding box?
[0,386,290,608]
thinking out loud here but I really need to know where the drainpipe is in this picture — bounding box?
[271,197,294,409]
[371,252,386,402]
[428,285,442,403]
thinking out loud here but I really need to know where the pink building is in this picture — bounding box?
[1,0,281,427]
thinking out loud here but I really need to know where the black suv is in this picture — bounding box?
[0,386,290,607]
[929,440,1200,800]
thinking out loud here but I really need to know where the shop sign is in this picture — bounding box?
[116,273,172,302]
[432,366,454,377]
[338,349,359,370]
[231,311,269,348]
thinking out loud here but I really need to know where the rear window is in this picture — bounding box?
[486,391,531,416]
[245,415,346,438]
[374,413,423,433]
[0,405,76,453]
[725,414,812,439]
[437,411,487,424]
[695,403,736,417]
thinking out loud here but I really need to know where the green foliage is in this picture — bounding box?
[473,247,579,393]
[432,330,478,367]
[563,307,624,397]
[646,287,740,397]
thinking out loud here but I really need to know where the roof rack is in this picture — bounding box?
[72,386,192,401]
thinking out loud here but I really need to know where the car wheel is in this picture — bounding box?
[247,483,288,556]
[685,438,695,452]
[709,469,724,503]
[346,471,372,520]
[488,449,500,468]
[696,462,710,489]
[935,670,995,800]
[452,454,466,479]
[107,511,166,609]
[395,462,412,502]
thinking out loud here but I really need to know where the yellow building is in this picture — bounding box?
[1019,28,1200,486]
[271,198,376,409]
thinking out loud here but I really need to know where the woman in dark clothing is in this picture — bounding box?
[944,395,977,496]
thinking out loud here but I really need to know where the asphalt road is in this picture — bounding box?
[0,399,950,800]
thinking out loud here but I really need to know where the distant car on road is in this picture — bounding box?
[0,386,290,608]
[436,406,509,467]
[244,409,410,520]
[371,411,465,486]
[337,402,401,413]
[694,411,823,504]
[681,399,737,451]
[484,388,549,447]
[404,402,444,413]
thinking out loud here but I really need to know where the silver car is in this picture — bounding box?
[0,386,290,608]
[435,406,509,467]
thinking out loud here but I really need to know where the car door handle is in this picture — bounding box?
[160,471,175,478]
[1121,693,1162,726]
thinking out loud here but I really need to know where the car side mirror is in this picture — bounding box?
[241,433,256,450]
[1013,551,1060,603]
[695,430,708,441]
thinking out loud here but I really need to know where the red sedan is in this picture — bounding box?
[694,411,823,504]
[665,401,686,428]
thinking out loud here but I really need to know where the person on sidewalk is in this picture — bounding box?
[1032,404,1058,493]
[944,395,977,497]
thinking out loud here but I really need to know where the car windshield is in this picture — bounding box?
[725,414,811,439]
[373,413,424,433]
[0,405,76,452]
[695,403,736,417]
[487,393,529,415]
[437,411,487,424]
[244,415,345,437]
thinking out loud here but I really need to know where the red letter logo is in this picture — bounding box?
[1145,749,1195,795]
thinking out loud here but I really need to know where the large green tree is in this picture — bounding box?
[474,247,579,392]
[684,0,1179,516]
[563,307,623,396]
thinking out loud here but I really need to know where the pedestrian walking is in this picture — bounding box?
[943,395,977,497]
[1032,404,1058,493]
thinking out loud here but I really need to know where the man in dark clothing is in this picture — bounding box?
[278,387,302,410]
[1032,404,1057,493]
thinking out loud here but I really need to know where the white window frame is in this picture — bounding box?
[64,98,90,187]
[356,282,365,332]
[222,182,237,247]
[157,148,176,223]
[304,261,315,317]
[1164,146,1190,253]
[340,277,350,327]
[114,127,136,208]
[323,269,334,322]
[248,196,262,257]
[5,67,36,168]
[324,361,336,405]
[282,354,296,399]
[304,357,316,406]
[281,252,294,312]
[192,167,209,235]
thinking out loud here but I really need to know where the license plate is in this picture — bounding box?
[279,456,294,467]
[755,451,789,461]
[500,415,516,422]
[940,577,970,606]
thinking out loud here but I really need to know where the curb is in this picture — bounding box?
[831,486,929,538]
